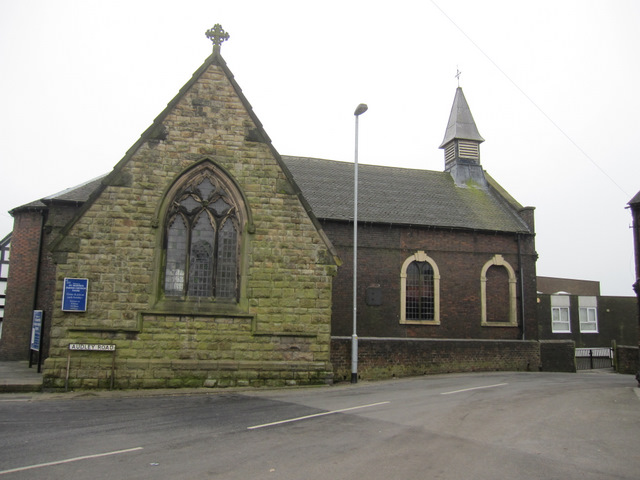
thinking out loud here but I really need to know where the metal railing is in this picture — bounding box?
[575,347,613,370]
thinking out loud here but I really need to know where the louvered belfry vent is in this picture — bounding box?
[458,141,479,160]
[444,143,456,164]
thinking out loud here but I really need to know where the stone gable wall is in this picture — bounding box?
[43,61,336,389]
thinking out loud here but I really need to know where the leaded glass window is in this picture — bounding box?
[216,219,238,298]
[163,169,241,300]
[188,214,215,297]
[406,261,434,320]
[165,216,187,295]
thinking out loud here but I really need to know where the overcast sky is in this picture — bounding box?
[1,0,639,296]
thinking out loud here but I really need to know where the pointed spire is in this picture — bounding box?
[439,87,487,188]
[439,87,484,148]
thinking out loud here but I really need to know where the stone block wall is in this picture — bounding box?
[45,315,332,389]
[42,56,336,389]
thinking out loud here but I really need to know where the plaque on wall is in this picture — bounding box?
[30,310,43,351]
[62,278,89,312]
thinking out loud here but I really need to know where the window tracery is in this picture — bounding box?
[163,168,242,300]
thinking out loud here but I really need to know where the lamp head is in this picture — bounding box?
[354,104,368,116]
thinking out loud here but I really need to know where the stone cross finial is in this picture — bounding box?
[205,24,230,52]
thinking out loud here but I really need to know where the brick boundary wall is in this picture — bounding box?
[331,337,544,382]
[539,340,576,372]
[615,345,639,375]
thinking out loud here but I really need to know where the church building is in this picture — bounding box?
[0,26,546,389]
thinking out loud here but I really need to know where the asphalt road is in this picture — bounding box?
[1,371,639,479]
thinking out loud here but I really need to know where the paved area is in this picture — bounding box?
[1,371,638,479]
[0,361,43,393]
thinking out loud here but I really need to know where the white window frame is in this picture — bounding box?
[551,295,571,333]
[578,296,598,333]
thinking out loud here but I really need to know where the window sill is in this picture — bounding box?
[150,298,250,317]
[400,319,440,326]
[481,321,518,327]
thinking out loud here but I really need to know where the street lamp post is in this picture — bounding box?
[352,103,368,384]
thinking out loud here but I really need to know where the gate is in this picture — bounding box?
[575,347,613,370]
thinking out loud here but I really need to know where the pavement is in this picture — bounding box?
[0,360,43,393]
[0,360,632,398]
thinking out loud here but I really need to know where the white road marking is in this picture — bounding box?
[247,401,391,430]
[0,447,144,475]
[440,383,508,395]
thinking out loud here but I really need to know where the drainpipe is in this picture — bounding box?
[517,234,526,340]
[29,210,47,372]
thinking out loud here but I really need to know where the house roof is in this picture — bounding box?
[10,175,106,214]
[439,87,485,148]
[12,155,531,235]
[282,156,531,234]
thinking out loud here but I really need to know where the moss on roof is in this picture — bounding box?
[282,156,531,234]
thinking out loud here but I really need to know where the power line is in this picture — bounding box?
[431,0,630,198]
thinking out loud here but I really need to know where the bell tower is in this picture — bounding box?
[439,87,486,187]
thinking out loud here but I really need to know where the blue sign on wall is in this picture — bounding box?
[62,278,89,312]
[31,310,43,351]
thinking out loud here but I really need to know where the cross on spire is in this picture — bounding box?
[455,67,462,87]
[205,24,230,52]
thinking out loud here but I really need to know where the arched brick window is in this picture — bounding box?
[406,261,434,320]
[400,251,440,325]
[163,164,245,301]
[480,254,517,327]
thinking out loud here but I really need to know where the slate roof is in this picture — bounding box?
[11,158,530,234]
[439,87,485,148]
[628,190,640,206]
[10,175,106,213]
[282,156,531,234]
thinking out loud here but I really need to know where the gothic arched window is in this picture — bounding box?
[163,168,243,301]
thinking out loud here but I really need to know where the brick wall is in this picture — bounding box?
[539,340,576,372]
[331,337,541,381]
[325,221,538,340]
[537,294,637,348]
[615,345,638,375]
[0,211,43,360]
[0,202,85,361]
